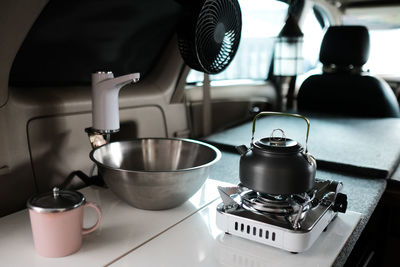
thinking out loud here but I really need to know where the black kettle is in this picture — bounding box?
[236,112,316,195]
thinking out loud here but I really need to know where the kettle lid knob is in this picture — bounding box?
[269,128,287,146]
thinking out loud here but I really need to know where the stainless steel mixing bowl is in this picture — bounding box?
[89,138,221,210]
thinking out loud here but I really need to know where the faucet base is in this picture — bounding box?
[85,127,118,148]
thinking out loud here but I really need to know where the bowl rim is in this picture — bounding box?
[89,138,222,173]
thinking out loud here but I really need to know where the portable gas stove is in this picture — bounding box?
[216,179,347,253]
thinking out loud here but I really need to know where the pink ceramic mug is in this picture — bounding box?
[27,187,102,258]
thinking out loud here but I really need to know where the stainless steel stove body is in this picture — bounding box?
[216,179,347,253]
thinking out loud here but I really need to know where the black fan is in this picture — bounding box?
[177,0,242,74]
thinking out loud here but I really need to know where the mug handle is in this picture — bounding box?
[82,202,102,235]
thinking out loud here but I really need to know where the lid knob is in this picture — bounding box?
[250,111,311,153]
[27,187,85,213]
[269,128,287,146]
[53,187,60,198]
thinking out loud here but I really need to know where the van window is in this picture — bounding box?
[302,5,330,73]
[342,6,400,76]
[10,0,183,85]
[186,0,288,84]
[365,29,400,76]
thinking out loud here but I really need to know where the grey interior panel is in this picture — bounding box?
[0,0,48,106]
[185,82,278,137]
[206,115,400,178]
[28,106,166,192]
[189,100,273,137]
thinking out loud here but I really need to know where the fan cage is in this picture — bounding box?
[177,0,242,74]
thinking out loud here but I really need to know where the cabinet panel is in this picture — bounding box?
[28,106,166,192]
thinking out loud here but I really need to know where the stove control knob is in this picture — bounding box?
[332,193,347,213]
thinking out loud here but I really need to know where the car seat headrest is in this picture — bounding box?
[319,25,370,68]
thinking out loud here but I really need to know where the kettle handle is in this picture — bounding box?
[251,112,311,153]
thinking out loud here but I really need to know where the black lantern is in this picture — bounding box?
[274,14,304,76]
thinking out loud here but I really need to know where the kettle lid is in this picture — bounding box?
[253,128,302,153]
[254,137,301,153]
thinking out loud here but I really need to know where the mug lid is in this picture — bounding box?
[27,187,86,213]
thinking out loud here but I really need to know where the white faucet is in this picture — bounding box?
[91,71,140,133]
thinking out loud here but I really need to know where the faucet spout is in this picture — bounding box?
[94,72,140,92]
[91,71,140,133]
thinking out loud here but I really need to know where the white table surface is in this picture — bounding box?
[0,178,361,267]
[0,179,223,266]
[113,200,361,267]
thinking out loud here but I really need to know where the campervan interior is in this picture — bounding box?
[1,0,400,266]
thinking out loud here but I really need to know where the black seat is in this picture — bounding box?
[297,25,400,118]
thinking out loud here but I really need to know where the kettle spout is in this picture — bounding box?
[236,145,249,156]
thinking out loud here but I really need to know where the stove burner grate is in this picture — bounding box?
[240,190,316,229]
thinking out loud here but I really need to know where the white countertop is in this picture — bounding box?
[0,179,223,266]
[112,200,361,267]
[0,179,361,266]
